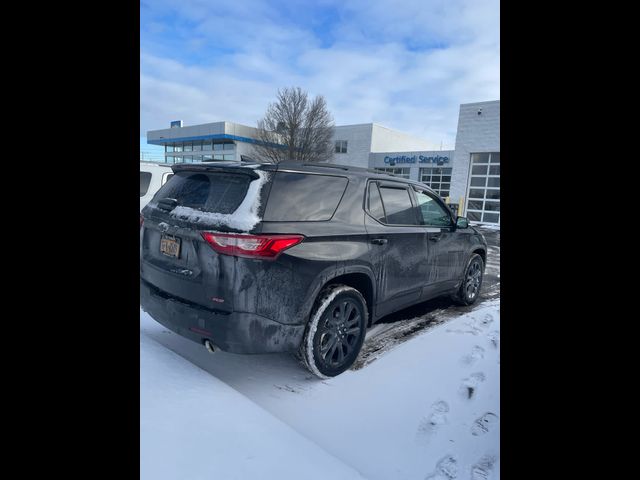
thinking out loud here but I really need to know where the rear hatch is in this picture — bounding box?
[140,163,274,312]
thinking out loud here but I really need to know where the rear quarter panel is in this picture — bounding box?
[240,176,373,326]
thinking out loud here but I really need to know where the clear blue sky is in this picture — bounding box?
[140,0,499,151]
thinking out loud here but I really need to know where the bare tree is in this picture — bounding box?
[252,87,335,164]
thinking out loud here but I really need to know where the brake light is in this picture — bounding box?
[201,233,304,260]
[140,214,144,229]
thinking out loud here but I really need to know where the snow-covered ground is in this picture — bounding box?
[141,333,365,479]
[141,298,500,479]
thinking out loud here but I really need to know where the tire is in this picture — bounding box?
[452,253,485,306]
[299,284,368,379]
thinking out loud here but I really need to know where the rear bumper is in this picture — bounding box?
[140,278,305,354]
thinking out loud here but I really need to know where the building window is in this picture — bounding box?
[192,141,202,151]
[183,155,194,163]
[375,167,410,179]
[166,144,174,153]
[223,142,234,150]
[184,142,193,152]
[223,154,234,161]
[335,140,348,153]
[203,141,212,151]
[213,143,224,151]
[173,143,183,152]
[166,156,176,164]
[419,167,453,198]
[203,155,213,161]
[465,152,500,224]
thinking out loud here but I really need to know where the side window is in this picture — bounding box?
[367,182,386,223]
[263,172,348,221]
[378,185,418,225]
[414,189,452,227]
[140,171,152,197]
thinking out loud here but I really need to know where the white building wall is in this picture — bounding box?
[370,125,431,153]
[330,124,373,168]
[450,101,500,212]
[226,122,261,139]
[330,123,433,169]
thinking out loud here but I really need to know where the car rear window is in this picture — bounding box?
[140,171,152,197]
[263,172,348,221]
[153,171,251,214]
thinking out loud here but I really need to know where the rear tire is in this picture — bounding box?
[299,284,368,379]
[453,253,484,306]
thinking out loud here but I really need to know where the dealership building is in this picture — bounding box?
[146,100,499,224]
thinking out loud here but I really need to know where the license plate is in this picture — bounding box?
[160,235,181,258]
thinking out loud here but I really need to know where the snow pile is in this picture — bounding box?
[169,170,270,232]
[141,299,500,479]
[140,333,366,480]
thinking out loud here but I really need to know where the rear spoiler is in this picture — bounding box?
[171,163,267,179]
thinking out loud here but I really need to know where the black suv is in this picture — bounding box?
[140,161,487,378]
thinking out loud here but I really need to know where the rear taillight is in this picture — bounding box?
[140,214,144,229]
[201,232,304,260]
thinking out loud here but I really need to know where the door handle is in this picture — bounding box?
[429,235,442,242]
[371,238,388,245]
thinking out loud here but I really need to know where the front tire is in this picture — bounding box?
[300,284,368,379]
[453,253,484,306]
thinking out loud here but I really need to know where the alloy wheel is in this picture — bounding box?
[317,299,363,369]
[465,260,482,300]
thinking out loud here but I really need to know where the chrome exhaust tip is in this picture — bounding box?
[204,339,216,354]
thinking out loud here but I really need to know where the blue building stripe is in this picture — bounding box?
[147,133,281,147]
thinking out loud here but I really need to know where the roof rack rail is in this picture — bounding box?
[300,162,349,171]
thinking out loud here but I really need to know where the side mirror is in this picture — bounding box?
[456,216,469,229]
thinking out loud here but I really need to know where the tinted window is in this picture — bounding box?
[414,189,451,227]
[263,172,348,221]
[379,186,417,225]
[140,172,152,197]
[367,182,386,222]
[154,172,251,214]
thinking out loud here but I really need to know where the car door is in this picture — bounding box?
[364,180,429,317]
[412,187,466,289]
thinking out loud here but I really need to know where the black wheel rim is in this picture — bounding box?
[465,260,482,300]
[317,299,362,369]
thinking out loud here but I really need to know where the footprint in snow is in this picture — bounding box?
[487,331,499,349]
[480,313,494,328]
[425,454,458,479]
[471,413,499,436]
[459,313,495,335]
[462,345,485,366]
[417,400,449,442]
[471,454,498,480]
[459,372,486,400]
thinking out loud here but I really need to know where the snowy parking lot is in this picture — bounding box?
[141,227,500,479]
